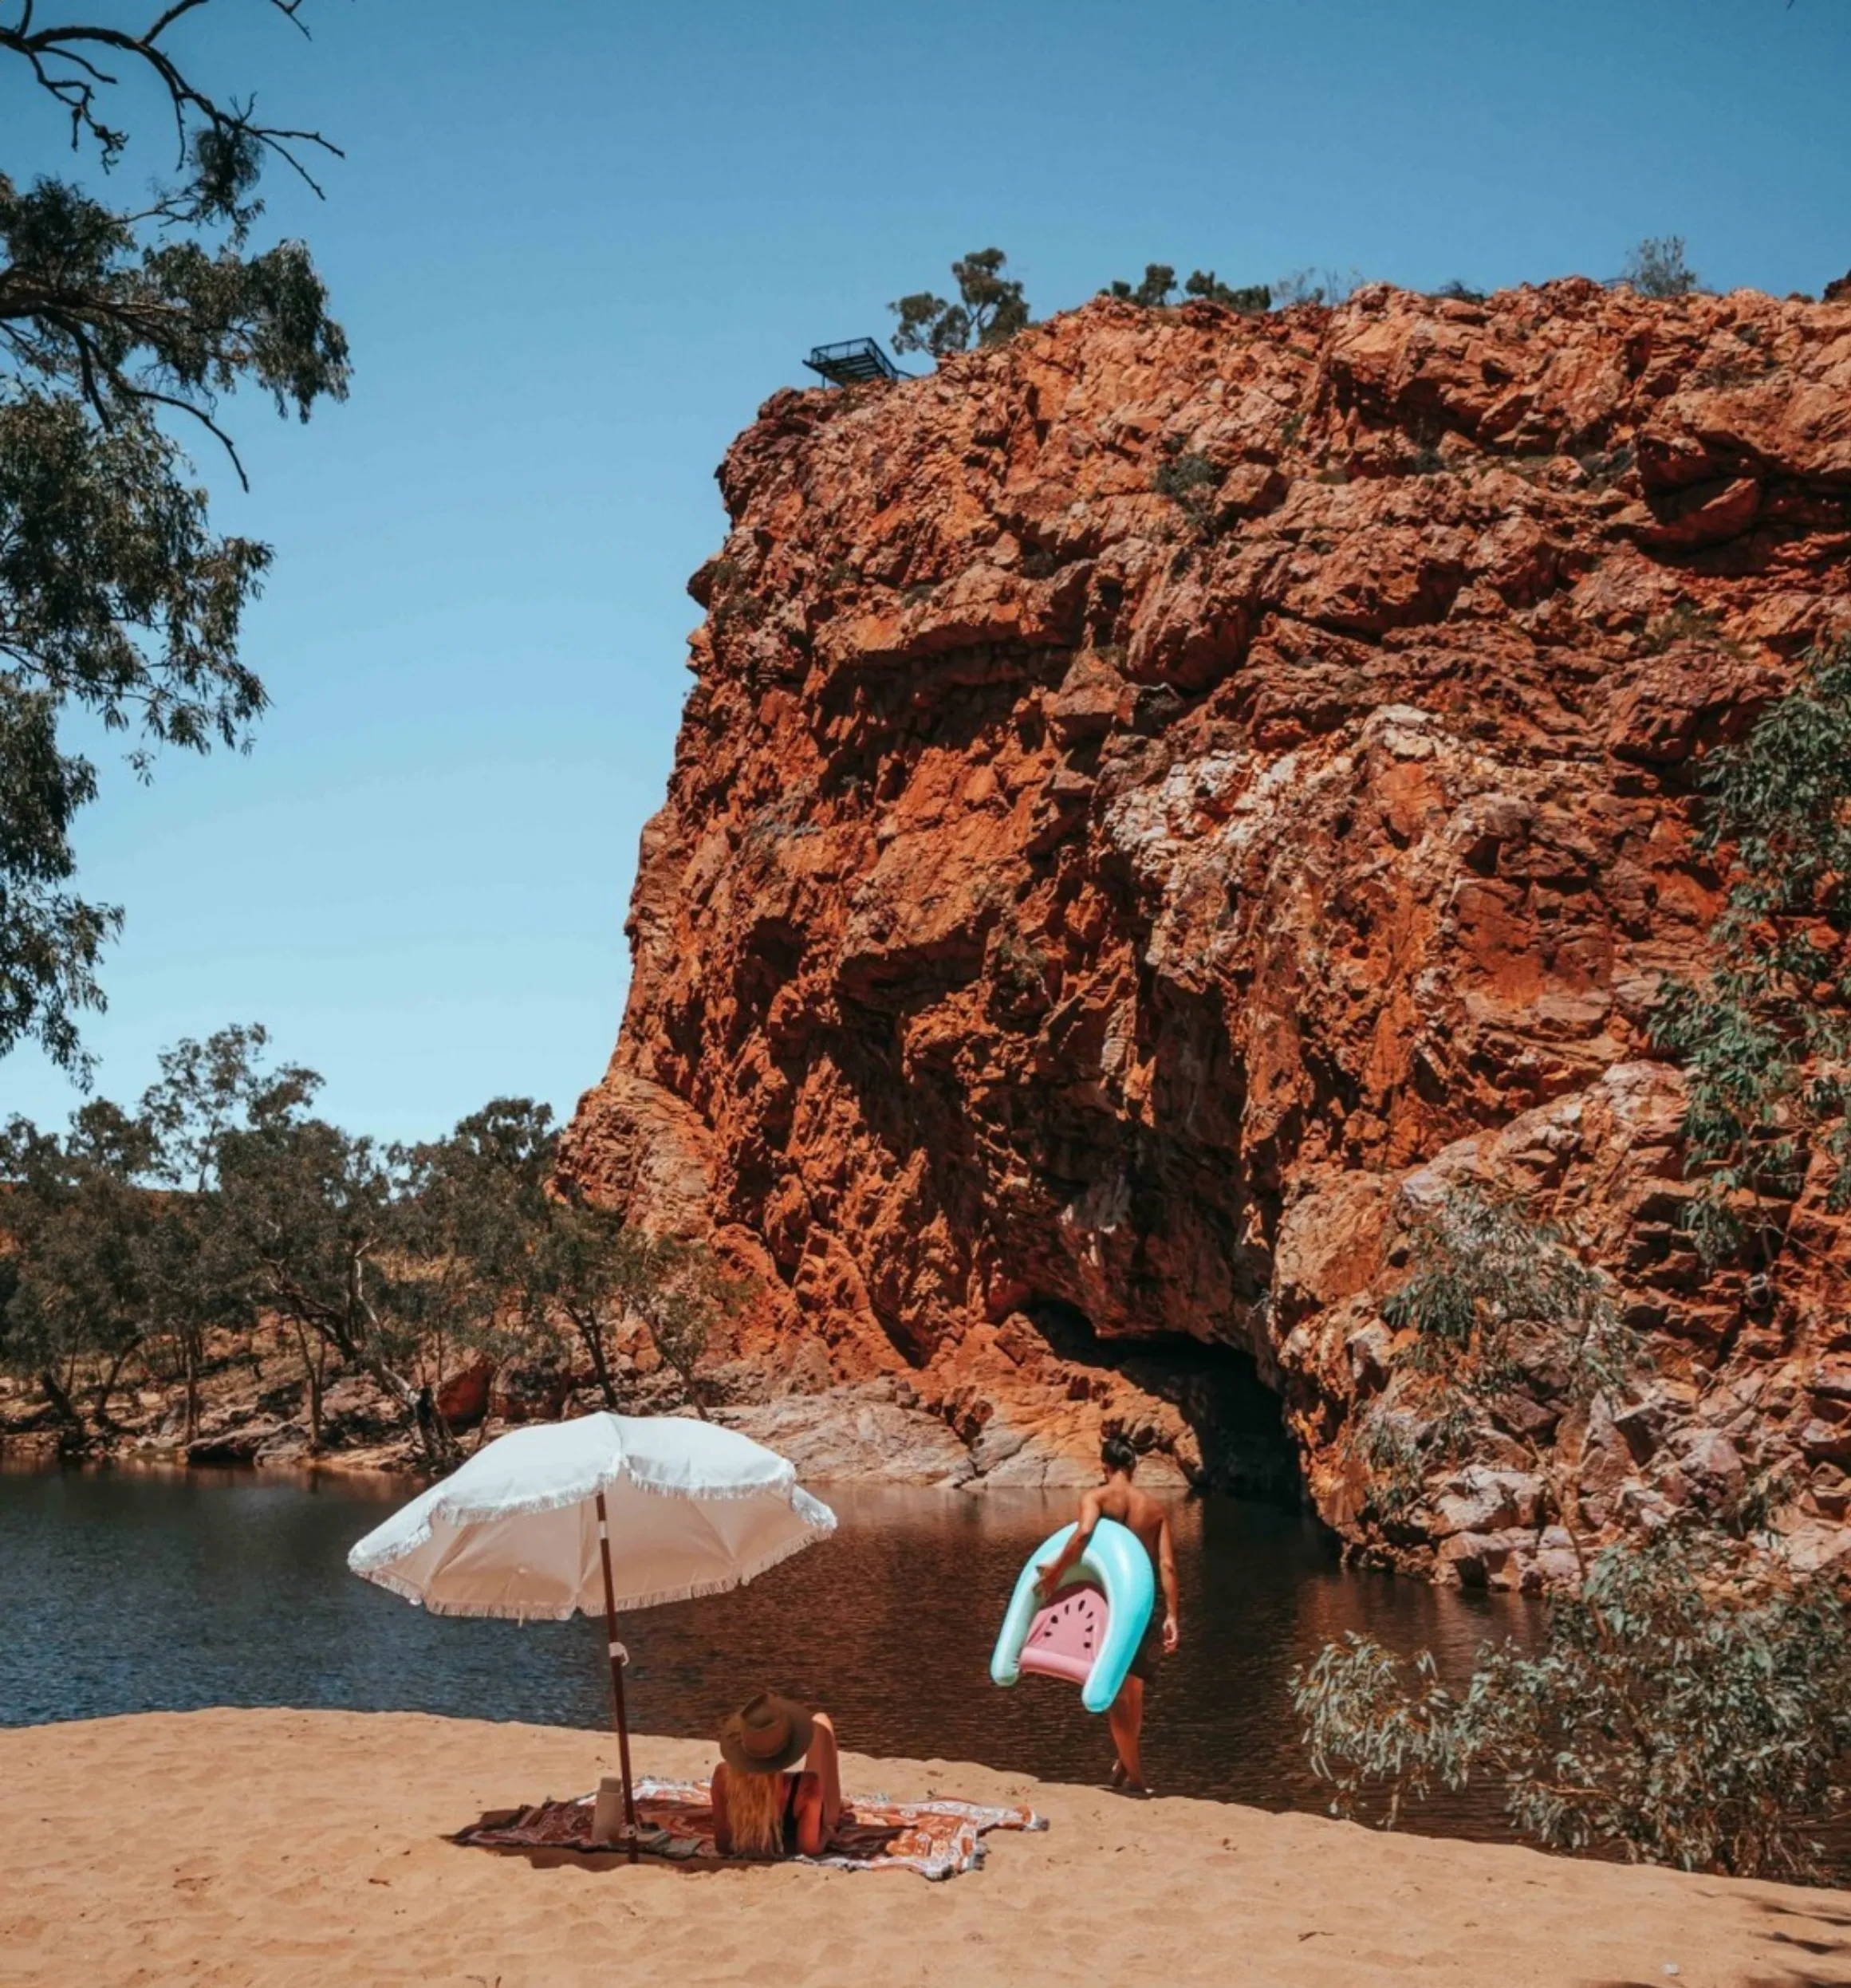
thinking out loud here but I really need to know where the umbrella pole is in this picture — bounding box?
[594,1490,640,1864]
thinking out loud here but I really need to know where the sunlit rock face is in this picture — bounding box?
[565,281,1851,1578]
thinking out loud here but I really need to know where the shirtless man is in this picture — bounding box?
[1035,1433,1180,1794]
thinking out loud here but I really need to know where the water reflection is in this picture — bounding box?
[0,1467,1540,1838]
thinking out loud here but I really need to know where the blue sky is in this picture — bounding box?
[5,0,1847,1142]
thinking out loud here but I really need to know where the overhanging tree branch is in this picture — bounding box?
[2,1,341,201]
[0,3,348,1073]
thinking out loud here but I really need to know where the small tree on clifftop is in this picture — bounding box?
[890,248,1030,356]
[1105,263,1269,313]
[1106,262,1180,308]
[1621,235,1701,298]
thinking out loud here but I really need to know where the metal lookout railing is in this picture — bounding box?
[803,337,908,387]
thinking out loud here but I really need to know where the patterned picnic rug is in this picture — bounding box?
[455,1774,1045,1881]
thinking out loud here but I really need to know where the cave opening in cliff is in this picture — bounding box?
[1023,1298,1305,1506]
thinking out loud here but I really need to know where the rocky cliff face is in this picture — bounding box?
[565,280,1851,1578]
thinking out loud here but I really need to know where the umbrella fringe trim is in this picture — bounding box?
[352,1520,831,1618]
[346,1466,831,1579]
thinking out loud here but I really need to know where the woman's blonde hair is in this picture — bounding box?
[725,1765,786,1859]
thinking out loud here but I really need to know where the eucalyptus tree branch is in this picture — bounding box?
[130,384,248,484]
[0,1,341,199]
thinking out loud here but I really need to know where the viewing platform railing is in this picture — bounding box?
[804,337,907,386]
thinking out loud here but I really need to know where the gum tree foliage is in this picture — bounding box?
[0,1098,157,1447]
[0,1024,310,1447]
[0,1025,463,1462]
[1298,1189,1851,1881]
[1105,263,1270,313]
[1293,1526,1851,1881]
[1106,261,1178,309]
[1184,270,1270,313]
[1347,1183,1641,1552]
[136,1021,309,1435]
[195,1072,586,1464]
[1652,636,1851,1261]
[0,1026,734,1457]
[234,1124,488,1465]
[0,2,350,1075]
[203,1074,506,1470]
[889,248,1029,356]
[1621,234,1701,298]
[393,1096,555,1374]
[1384,1186,1636,1399]
[627,1236,733,1415]
[526,1189,729,1419]
[122,1025,440,1459]
[392,1092,733,1421]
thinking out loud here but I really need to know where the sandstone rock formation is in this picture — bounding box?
[565,280,1851,1582]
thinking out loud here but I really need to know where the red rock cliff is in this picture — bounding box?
[565,281,1851,1581]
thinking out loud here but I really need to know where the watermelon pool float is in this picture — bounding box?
[990,1517,1156,1714]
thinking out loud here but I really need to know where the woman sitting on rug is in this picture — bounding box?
[711,1691,844,1860]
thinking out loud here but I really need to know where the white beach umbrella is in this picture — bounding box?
[347,1411,837,1856]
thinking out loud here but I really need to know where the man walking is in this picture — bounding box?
[1036,1433,1180,1793]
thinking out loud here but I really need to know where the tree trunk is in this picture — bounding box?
[1528,1437,1591,1592]
[289,1313,443,1464]
[91,1338,141,1433]
[182,1331,202,1444]
[267,1253,463,1471]
[290,1322,325,1451]
[38,1368,90,1455]
[358,1350,459,1468]
[574,1310,620,1409]
[412,1375,461,1470]
[670,1358,711,1422]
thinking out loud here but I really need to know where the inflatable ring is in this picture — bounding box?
[990,1518,1156,1714]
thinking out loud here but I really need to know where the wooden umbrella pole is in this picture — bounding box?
[594,1490,639,1864]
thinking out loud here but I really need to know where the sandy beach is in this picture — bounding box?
[2,1710,1849,1987]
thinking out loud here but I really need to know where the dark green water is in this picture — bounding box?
[0,1466,1540,1836]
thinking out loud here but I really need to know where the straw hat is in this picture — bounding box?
[719,1691,814,1776]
